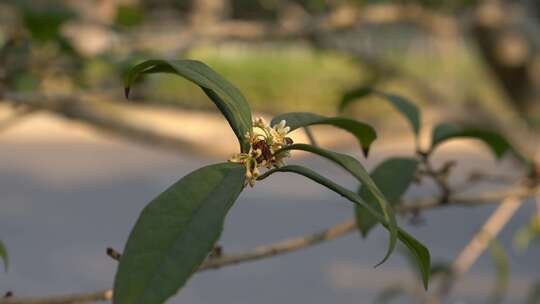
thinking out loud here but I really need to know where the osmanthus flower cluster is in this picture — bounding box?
[229,117,293,186]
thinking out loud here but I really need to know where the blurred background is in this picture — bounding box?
[0,0,539,303]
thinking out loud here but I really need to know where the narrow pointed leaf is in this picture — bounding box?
[397,229,431,290]
[356,158,418,237]
[399,245,445,288]
[271,112,376,156]
[114,163,246,304]
[377,93,421,136]
[277,144,397,265]
[124,59,252,152]
[258,165,431,289]
[338,89,420,136]
[430,123,529,166]
[0,240,7,272]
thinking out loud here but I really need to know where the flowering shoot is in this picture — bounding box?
[229,117,293,186]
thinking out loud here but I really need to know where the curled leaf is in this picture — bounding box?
[430,123,530,168]
[339,88,420,136]
[124,59,253,152]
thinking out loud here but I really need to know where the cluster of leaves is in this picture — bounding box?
[114,60,430,304]
[339,86,534,303]
[0,2,79,92]
[0,1,146,94]
[112,59,535,304]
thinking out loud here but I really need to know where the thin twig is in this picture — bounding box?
[2,185,537,304]
[452,171,518,194]
[453,196,522,276]
[106,248,121,261]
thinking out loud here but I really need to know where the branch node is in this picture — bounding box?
[106,247,122,261]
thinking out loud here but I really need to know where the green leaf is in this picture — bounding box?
[338,89,421,136]
[339,86,373,112]
[356,158,418,237]
[377,93,421,136]
[398,247,447,289]
[397,229,431,291]
[258,165,431,289]
[124,60,253,152]
[430,123,526,162]
[113,163,246,304]
[115,4,144,27]
[271,112,377,156]
[487,240,509,304]
[0,240,7,272]
[277,144,398,266]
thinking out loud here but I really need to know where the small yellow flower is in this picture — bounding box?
[273,120,290,136]
[229,116,293,187]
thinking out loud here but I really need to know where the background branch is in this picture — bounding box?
[427,195,527,303]
[2,92,203,154]
[2,183,537,304]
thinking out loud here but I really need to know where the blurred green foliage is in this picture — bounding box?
[115,4,145,28]
[19,2,75,43]
[0,0,525,123]
[147,46,363,114]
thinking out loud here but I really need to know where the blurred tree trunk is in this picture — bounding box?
[471,0,540,119]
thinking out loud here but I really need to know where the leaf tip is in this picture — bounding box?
[373,252,391,268]
[423,279,429,291]
[362,146,370,158]
[373,258,386,269]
